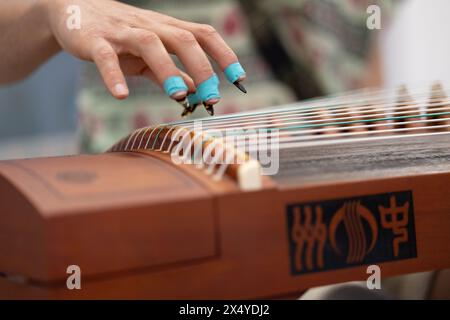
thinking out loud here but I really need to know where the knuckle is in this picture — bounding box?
[137,31,159,45]
[152,60,176,76]
[156,62,176,74]
[221,48,238,63]
[95,47,116,61]
[197,63,214,77]
[197,24,218,37]
[173,30,196,45]
[105,67,120,78]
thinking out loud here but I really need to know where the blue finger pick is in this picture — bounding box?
[163,76,188,97]
[197,74,221,102]
[224,62,246,83]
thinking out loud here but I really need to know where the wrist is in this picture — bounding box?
[34,0,53,29]
[34,0,62,52]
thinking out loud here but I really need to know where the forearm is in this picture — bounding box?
[0,0,60,84]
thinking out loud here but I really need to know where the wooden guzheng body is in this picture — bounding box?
[1,84,450,299]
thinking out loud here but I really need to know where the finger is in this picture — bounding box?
[118,56,197,93]
[120,56,198,114]
[167,20,246,84]
[179,70,196,93]
[155,25,214,85]
[143,68,196,94]
[144,67,198,116]
[117,28,188,100]
[150,25,220,105]
[91,40,129,99]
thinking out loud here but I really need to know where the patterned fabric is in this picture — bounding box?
[77,0,390,153]
[239,0,391,98]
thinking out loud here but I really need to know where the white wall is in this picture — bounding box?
[382,0,450,87]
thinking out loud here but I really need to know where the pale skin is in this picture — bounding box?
[0,0,243,104]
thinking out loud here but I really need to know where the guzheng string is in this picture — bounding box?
[166,93,446,128]
[112,82,450,160]
[167,83,447,126]
[164,103,450,132]
[133,98,449,151]
[144,89,444,134]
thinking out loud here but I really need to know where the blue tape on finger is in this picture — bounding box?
[224,62,246,83]
[197,74,221,102]
[187,93,201,105]
[163,76,188,97]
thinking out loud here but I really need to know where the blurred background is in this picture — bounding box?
[1,0,450,160]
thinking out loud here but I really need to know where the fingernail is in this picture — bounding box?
[172,90,188,100]
[224,62,246,84]
[203,102,214,116]
[163,75,188,98]
[114,83,129,96]
[197,74,221,103]
[233,81,247,94]
[205,98,220,105]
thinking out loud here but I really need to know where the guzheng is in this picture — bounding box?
[1,83,450,299]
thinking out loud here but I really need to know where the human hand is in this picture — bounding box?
[43,0,246,113]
